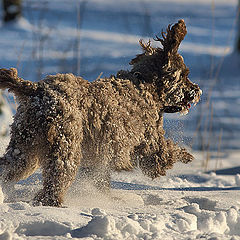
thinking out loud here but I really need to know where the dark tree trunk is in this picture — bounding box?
[2,0,22,22]
[237,38,240,52]
[0,93,3,115]
[237,0,240,52]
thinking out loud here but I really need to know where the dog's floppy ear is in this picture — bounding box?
[130,39,155,65]
[130,19,186,66]
[155,19,187,56]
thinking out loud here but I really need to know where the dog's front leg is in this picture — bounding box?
[165,139,194,164]
[135,136,194,179]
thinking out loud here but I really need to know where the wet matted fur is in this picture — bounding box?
[0,19,201,207]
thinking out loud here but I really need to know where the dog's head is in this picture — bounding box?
[130,19,202,115]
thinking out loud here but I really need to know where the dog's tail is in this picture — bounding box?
[0,68,37,97]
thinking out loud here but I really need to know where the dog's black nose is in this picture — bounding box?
[185,90,195,101]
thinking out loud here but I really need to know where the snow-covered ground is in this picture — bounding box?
[1,150,240,240]
[1,0,240,239]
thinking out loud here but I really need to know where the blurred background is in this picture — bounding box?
[0,0,240,170]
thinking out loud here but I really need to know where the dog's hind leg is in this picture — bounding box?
[0,137,40,201]
[0,106,43,185]
[0,135,40,184]
[33,118,83,207]
[33,149,80,207]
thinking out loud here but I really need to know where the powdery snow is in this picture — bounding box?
[0,93,12,137]
[0,168,240,239]
[1,147,240,239]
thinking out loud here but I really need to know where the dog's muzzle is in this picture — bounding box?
[163,87,202,115]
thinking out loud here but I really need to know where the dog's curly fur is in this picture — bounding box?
[0,19,201,207]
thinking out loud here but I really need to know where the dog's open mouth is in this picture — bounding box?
[163,89,202,115]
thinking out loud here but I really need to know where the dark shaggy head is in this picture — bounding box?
[130,19,202,115]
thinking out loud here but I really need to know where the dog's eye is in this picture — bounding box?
[133,72,142,79]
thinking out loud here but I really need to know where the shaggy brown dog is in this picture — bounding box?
[0,19,201,207]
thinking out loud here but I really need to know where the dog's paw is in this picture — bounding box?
[33,190,63,207]
[179,149,194,164]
